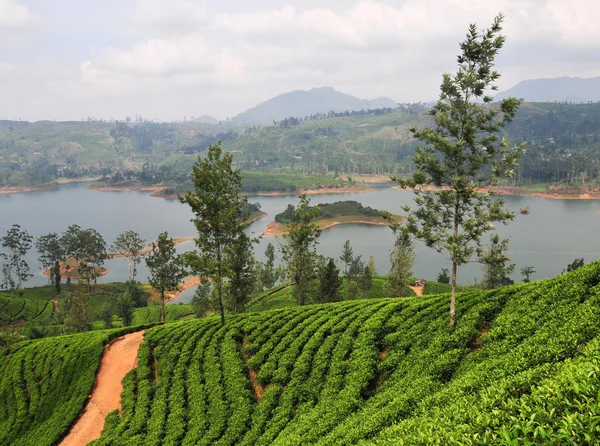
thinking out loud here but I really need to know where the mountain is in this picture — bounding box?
[192,115,219,125]
[232,86,397,125]
[495,76,600,103]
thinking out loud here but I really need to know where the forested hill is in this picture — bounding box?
[495,76,600,103]
[2,101,600,188]
[232,86,397,125]
[2,262,600,444]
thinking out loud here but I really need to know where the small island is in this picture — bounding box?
[263,200,402,236]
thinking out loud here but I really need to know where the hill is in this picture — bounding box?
[232,86,397,125]
[495,76,600,102]
[2,263,600,444]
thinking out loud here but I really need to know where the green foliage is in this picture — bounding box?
[565,257,585,273]
[5,262,600,444]
[281,194,322,306]
[1,224,34,291]
[480,234,515,289]
[437,268,450,284]
[395,14,525,324]
[111,231,146,281]
[387,232,415,297]
[181,143,256,325]
[145,232,186,323]
[520,265,535,283]
[275,201,383,224]
[0,326,154,446]
[318,258,341,303]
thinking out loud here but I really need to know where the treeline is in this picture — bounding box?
[274,107,397,128]
[274,200,382,224]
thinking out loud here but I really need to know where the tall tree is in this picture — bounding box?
[180,143,256,326]
[225,232,257,314]
[1,224,33,291]
[78,228,108,291]
[146,232,186,322]
[111,230,146,281]
[339,240,354,277]
[260,242,279,291]
[61,224,84,279]
[394,14,526,324]
[387,231,416,297]
[480,234,515,289]
[318,258,341,303]
[36,233,64,289]
[281,194,321,306]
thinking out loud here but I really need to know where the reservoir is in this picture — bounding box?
[1,183,599,301]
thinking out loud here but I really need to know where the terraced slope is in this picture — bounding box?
[3,263,600,445]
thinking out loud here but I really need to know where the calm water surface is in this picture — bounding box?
[1,183,599,302]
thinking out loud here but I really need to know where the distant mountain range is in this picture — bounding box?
[232,86,397,125]
[495,77,600,103]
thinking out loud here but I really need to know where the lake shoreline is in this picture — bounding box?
[392,185,600,200]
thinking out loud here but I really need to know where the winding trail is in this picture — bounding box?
[59,330,146,446]
[409,285,424,296]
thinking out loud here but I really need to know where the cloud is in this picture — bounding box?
[0,0,35,29]
[5,0,600,121]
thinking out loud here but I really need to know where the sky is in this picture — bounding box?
[1,0,599,122]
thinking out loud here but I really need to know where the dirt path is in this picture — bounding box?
[59,330,146,446]
[409,285,424,296]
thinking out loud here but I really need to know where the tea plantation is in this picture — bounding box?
[2,263,600,444]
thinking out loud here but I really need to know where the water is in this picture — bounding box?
[2,183,600,302]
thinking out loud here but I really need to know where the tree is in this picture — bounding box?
[145,232,186,322]
[111,230,146,281]
[318,258,341,303]
[339,240,354,277]
[78,228,108,291]
[281,194,321,306]
[36,233,64,289]
[100,303,113,329]
[225,233,256,314]
[387,232,415,297]
[360,265,373,292]
[480,234,515,289]
[348,255,364,282]
[367,256,377,276]
[520,266,535,283]
[64,287,93,333]
[1,224,33,291]
[259,242,279,291]
[394,15,526,324]
[191,281,213,318]
[437,268,451,284]
[116,288,136,326]
[180,143,256,326]
[565,258,584,273]
[60,224,83,282]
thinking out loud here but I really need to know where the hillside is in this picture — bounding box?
[495,76,600,102]
[2,263,600,444]
[233,87,397,125]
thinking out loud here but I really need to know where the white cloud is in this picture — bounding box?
[4,0,600,121]
[0,0,35,29]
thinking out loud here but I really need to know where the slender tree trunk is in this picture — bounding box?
[450,261,457,326]
[160,290,165,322]
[217,276,225,326]
[296,281,302,306]
[451,203,459,326]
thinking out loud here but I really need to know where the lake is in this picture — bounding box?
[1,183,599,302]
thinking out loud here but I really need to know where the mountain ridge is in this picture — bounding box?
[232,86,397,125]
[495,76,600,102]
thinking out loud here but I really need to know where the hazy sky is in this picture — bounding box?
[1,0,599,122]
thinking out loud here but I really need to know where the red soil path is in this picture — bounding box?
[59,330,146,446]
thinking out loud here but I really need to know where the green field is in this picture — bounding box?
[2,264,600,444]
